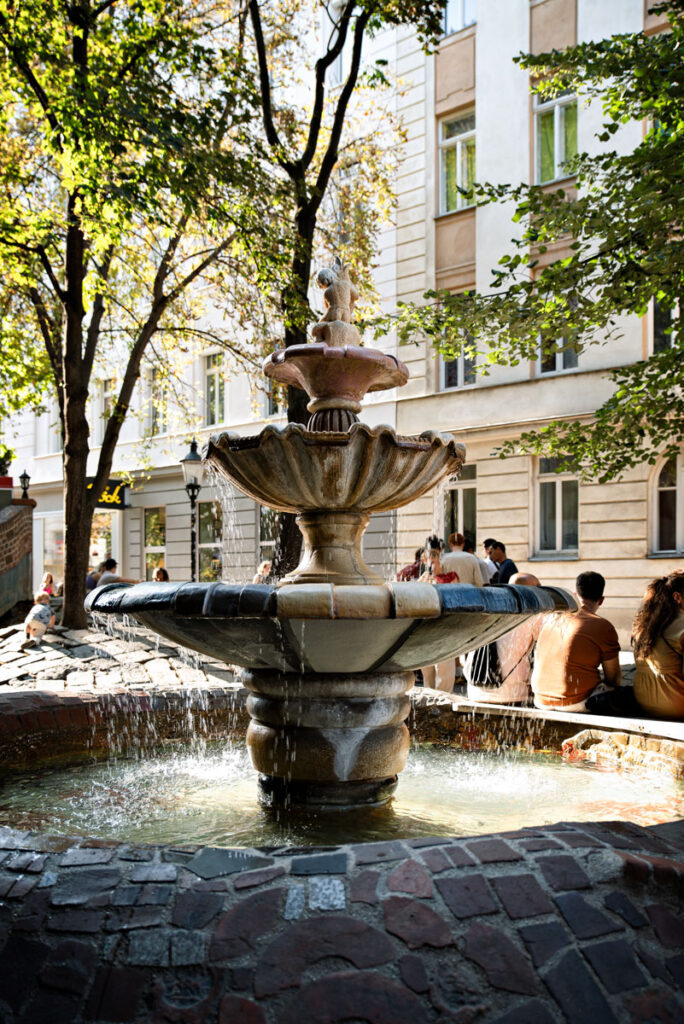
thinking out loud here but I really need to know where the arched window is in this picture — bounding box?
[655,457,680,552]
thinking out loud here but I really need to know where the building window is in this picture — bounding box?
[144,507,166,579]
[655,456,682,552]
[443,465,477,549]
[439,111,476,214]
[653,298,677,354]
[266,387,284,418]
[150,368,167,436]
[444,0,476,36]
[259,506,279,561]
[205,352,226,427]
[198,500,223,580]
[538,335,579,375]
[538,458,578,553]
[535,91,577,184]
[440,336,476,389]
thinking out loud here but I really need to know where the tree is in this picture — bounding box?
[0,0,271,626]
[246,0,447,574]
[384,0,684,484]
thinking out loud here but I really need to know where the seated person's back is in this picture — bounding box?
[531,571,620,711]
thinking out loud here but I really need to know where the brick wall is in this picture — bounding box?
[0,499,35,616]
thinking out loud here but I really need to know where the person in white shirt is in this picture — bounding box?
[482,538,498,582]
[96,558,138,587]
[441,533,483,587]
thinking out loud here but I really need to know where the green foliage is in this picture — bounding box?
[376,0,684,480]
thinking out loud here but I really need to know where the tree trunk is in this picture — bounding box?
[61,395,93,628]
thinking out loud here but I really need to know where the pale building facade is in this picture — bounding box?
[3,0,679,646]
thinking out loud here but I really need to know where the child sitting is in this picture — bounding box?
[23,591,55,648]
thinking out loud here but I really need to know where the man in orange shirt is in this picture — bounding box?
[531,571,621,712]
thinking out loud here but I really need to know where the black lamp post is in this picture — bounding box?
[180,439,204,582]
[19,470,30,500]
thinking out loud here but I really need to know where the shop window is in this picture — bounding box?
[443,465,477,549]
[654,456,683,553]
[535,90,577,184]
[537,458,578,554]
[439,111,476,214]
[198,500,223,581]
[90,512,112,568]
[444,0,476,36]
[205,352,226,426]
[144,507,166,579]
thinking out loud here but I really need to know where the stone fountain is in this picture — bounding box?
[87,265,574,810]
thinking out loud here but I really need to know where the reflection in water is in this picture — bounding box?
[1,742,681,848]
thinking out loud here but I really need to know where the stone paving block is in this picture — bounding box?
[253,918,395,999]
[435,873,498,919]
[560,831,605,849]
[38,937,98,994]
[47,909,104,933]
[537,855,591,891]
[172,890,223,929]
[309,876,346,911]
[604,890,648,929]
[624,991,684,1024]
[112,884,141,907]
[554,892,624,940]
[399,953,430,993]
[0,935,51,1012]
[59,846,116,867]
[218,993,267,1024]
[466,839,523,864]
[6,851,46,872]
[50,867,121,905]
[186,847,273,879]
[387,858,433,897]
[491,873,554,920]
[126,927,170,966]
[277,969,425,1024]
[545,949,618,1024]
[518,921,571,967]
[290,851,348,875]
[646,903,684,948]
[635,941,673,983]
[283,883,306,920]
[170,929,208,966]
[405,837,448,849]
[492,998,557,1024]
[582,938,647,994]
[350,869,379,904]
[234,865,286,890]
[445,844,477,867]
[85,965,147,1023]
[383,895,453,949]
[8,874,38,898]
[210,888,283,960]
[137,883,172,906]
[462,921,538,995]
[352,840,407,865]
[419,847,451,873]
[104,907,165,931]
[666,953,684,989]
[20,988,85,1024]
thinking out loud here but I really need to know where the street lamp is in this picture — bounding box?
[19,470,30,500]
[180,439,204,582]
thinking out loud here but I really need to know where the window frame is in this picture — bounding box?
[442,465,477,550]
[197,499,223,581]
[652,297,679,355]
[534,91,578,185]
[443,0,476,37]
[143,506,166,579]
[438,110,476,215]
[439,345,477,391]
[204,351,226,428]
[652,454,684,554]
[536,458,579,556]
[536,336,579,376]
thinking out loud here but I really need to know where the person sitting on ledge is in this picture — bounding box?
[420,535,459,691]
[441,532,483,587]
[397,548,424,582]
[531,570,621,712]
[464,572,543,705]
[630,570,684,720]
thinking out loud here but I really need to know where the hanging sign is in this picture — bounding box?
[86,478,128,509]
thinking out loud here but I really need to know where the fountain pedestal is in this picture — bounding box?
[242,668,413,808]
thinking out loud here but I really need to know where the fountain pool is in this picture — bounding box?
[2,741,682,848]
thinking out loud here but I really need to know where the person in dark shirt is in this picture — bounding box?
[489,541,518,584]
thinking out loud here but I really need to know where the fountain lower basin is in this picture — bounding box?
[87,581,574,807]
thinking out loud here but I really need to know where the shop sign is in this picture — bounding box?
[86,478,128,509]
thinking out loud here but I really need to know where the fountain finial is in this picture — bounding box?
[311,262,361,348]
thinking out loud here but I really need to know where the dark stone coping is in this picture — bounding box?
[86,581,571,619]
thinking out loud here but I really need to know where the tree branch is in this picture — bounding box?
[27,285,62,385]
[0,13,61,142]
[248,0,296,174]
[83,247,114,379]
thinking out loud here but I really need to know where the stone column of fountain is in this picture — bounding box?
[207,265,465,808]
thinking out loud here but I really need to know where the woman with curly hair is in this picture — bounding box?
[632,570,684,719]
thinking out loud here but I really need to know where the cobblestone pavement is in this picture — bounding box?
[0,622,683,1021]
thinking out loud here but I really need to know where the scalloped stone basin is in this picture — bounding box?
[206,423,465,516]
[87,581,575,808]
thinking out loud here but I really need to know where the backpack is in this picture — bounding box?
[467,640,504,688]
